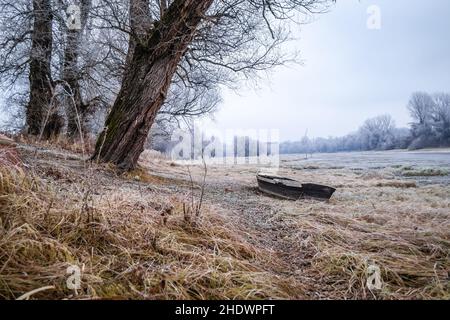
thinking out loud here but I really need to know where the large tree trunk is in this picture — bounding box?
[160,0,168,17]
[64,0,91,137]
[123,0,154,72]
[26,0,54,135]
[92,0,213,170]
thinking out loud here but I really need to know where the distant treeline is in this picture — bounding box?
[280,92,450,154]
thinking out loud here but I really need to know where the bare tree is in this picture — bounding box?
[432,93,450,144]
[408,92,434,126]
[27,0,55,135]
[92,0,332,170]
[1,0,331,151]
[61,0,93,137]
[359,114,396,150]
[0,0,122,137]
[91,0,216,170]
[0,0,31,89]
[0,0,31,131]
[407,92,437,149]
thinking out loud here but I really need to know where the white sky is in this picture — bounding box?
[198,0,450,141]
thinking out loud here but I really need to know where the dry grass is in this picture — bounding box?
[0,159,302,300]
[401,168,449,177]
[0,146,21,167]
[187,161,450,300]
[270,183,450,299]
[159,157,450,299]
[15,134,95,155]
[139,149,168,161]
[375,180,417,188]
[123,167,186,187]
[297,211,449,299]
[1,144,449,300]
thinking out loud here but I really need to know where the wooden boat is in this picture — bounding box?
[256,174,336,200]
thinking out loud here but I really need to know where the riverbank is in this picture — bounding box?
[0,144,448,299]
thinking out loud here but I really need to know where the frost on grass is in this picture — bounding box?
[0,146,449,300]
[0,155,301,300]
[250,167,450,299]
[400,167,449,177]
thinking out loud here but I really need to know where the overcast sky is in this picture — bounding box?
[199,0,450,141]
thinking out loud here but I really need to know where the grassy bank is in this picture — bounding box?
[0,145,449,300]
[0,160,300,299]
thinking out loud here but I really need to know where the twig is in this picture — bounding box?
[16,286,55,300]
[196,151,208,216]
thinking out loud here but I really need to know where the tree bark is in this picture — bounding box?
[92,0,213,170]
[26,0,54,135]
[64,0,91,137]
[124,0,153,71]
[160,0,168,17]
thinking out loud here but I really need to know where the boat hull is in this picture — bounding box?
[300,183,336,200]
[256,174,336,200]
[257,175,303,200]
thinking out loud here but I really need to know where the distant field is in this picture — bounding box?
[281,149,450,185]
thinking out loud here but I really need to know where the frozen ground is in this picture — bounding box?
[282,149,450,185]
[139,148,450,299]
[3,145,448,299]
